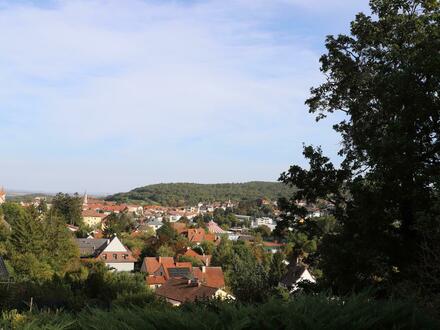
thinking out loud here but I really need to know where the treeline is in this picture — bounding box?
[106,182,295,206]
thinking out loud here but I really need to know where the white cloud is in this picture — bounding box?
[0,0,362,192]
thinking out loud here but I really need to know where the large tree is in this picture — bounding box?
[278,0,440,295]
[51,193,83,226]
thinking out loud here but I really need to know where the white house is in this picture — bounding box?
[0,188,5,205]
[76,236,136,272]
[279,262,316,293]
[251,217,276,231]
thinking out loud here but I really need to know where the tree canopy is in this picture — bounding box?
[277,0,440,296]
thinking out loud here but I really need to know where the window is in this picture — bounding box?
[113,254,117,259]
[102,254,107,260]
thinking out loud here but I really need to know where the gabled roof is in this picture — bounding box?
[183,249,211,266]
[192,267,225,289]
[207,221,226,234]
[280,262,313,288]
[146,275,166,285]
[82,210,107,218]
[155,278,218,303]
[76,238,109,257]
[187,229,216,243]
[142,257,174,274]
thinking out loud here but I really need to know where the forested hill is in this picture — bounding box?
[106,182,294,206]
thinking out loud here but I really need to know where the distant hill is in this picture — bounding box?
[106,182,295,206]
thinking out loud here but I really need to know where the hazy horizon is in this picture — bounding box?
[0,0,369,192]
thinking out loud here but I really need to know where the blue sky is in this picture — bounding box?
[0,0,370,194]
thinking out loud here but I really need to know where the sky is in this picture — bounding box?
[0,0,370,194]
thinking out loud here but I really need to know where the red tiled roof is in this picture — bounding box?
[207,221,226,234]
[82,210,106,218]
[147,275,166,285]
[155,278,218,303]
[192,267,225,289]
[183,249,211,266]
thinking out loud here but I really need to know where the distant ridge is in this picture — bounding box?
[106,181,294,206]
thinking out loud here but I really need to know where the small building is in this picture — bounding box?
[140,256,193,289]
[82,210,107,228]
[279,262,316,292]
[155,278,223,307]
[187,228,218,244]
[0,188,5,205]
[181,248,211,266]
[76,236,136,272]
[207,221,227,235]
[144,219,163,232]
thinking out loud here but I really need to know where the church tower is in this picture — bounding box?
[0,187,6,205]
[83,191,88,208]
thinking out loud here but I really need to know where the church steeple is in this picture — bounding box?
[83,191,88,207]
[0,187,6,205]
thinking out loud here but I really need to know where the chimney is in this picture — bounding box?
[159,256,162,263]
[202,266,206,273]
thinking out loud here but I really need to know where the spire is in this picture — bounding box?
[83,191,88,206]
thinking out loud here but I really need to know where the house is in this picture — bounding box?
[180,248,211,266]
[207,221,227,235]
[251,217,276,231]
[187,228,217,244]
[155,278,226,307]
[0,188,5,205]
[279,262,316,292]
[127,205,144,216]
[141,256,226,292]
[76,236,136,272]
[144,219,163,232]
[192,266,225,289]
[82,210,107,228]
[140,256,193,289]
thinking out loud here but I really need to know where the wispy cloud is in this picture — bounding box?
[0,0,368,193]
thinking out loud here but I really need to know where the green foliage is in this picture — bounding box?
[103,213,135,237]
[51,193,83,226]
[176,255,203,267]
[106,182,294,206]
[156,244,174,257]
[0,203,79,283]
[1,293,437,329]
[278,0,440,298]
[156,222,177,244]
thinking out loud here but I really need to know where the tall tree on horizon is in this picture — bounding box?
[277,0,440,295]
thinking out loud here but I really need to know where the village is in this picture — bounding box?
[0,187,327,306]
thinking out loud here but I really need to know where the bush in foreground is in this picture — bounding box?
[0,293,438,330]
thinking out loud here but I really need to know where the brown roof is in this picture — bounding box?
[143,257,175,274]
[187,229,216,243]
[82,210,106,218]
[192,267,225,289]
[155,278,218,303]
[183,249,212,266]
[147,275,166,285]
